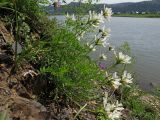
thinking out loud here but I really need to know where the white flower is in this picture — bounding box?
[121,71,133,85]
[88,10,104,27]
[87,44,96,51]
[108,107,123,120]
[99,53,107,60]
[102,40,109,47]
[107,101,124,120]
[115,101,124,111]
[101,36,108,42]
[95,36,109,47]
[105,71,109,77]
[89,10,92,19]
[108,111,122,120]
[103,92,108,109]
[66,13,76,21]
[103,96,124,120]
[72,14,76,21]
[77,36,81,41]
[86,42,90,47]
[103,92,114,113]
[111,72,121,89]
[92,47,96,51]
[95,30,110,47]
[99,27,111,38]
[89,44,94,49]
[116,52,132,64]
[112,80,121,89]
[103,6,113,21]
[112,72,119,80]
[66,12,69,18]
[105,103,116,113]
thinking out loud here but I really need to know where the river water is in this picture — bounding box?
[53,16,160,91]
[108,17,160,91]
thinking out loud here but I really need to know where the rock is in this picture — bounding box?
[8,96,50,120]
[0,78,50,120]
[0,20,14,44]
[12,41,22,54]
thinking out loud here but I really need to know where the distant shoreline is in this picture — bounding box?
[113,14,160,18]
[50,13,160,18]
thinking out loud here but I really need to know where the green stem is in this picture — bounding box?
[73,103,87,120]
[106,63,117,71]
[0,6,29,19]
[15,1,18,65]
[13,0,20,72]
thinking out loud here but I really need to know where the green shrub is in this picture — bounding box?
[21,27,104,101]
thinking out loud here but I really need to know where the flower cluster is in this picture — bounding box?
[65,6,133,119]
[66,13,76,21]
[88,10,104,27]
[115,52,132,64]
[102,6,113,21]
[110,72,121,89]
[66,6,112,43]
[99,27,111,38]
[121,71,133,85]
[107,71,133,89]
[103,92,124,120]
[86,42,96,51]
[87,7,112,49]
[94,27,110,47]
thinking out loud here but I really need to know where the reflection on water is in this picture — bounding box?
[52,16,160,91]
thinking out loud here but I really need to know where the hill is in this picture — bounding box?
[46,0,160,14]
[109,0,160,13]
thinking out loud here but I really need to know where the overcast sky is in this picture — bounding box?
[62,0,150,4]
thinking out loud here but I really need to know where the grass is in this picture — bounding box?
[121,86,160,120]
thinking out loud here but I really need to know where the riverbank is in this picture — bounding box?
[113,13,160,18]
[1,1,160,119]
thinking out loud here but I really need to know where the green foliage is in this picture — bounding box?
[153,86,160,97]
[0,0,46,29]
[121,86,160,120]
[0,111,8,120]
[21,26,104,101]
[0,0,40,15]
[113,13,160,18]
[96,108,110,120]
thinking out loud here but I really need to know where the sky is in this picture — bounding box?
[49,0,150,4]
[61,0,150,4]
